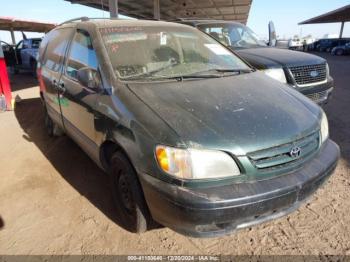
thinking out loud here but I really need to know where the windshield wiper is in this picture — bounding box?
[122,59,178,80]
[203,68,253,74]
[152,68,254,81]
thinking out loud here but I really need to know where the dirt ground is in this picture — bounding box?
[0,53,350,255]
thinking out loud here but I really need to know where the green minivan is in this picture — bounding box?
[37,18,339,237]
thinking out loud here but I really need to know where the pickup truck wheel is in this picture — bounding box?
[110,152,150,233]
[336,49,344,56]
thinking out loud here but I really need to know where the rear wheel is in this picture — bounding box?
[336,49,344,56]
[44,107,54,137]
[43,105,63,137]
[110,152,150,233]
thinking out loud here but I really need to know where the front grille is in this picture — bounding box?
[306,90,328,103]
[289,64,327,86]
[248,132,319,171]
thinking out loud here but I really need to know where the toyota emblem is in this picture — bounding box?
[290,146,301,158]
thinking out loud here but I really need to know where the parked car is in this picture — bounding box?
[176,19,334,105]
[331,42,350,56]
[288,37,303,50]
[37,18,339,237]
[9,38,42,75]
[315,38,350,52]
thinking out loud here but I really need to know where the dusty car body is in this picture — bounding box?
[177,20,335,105]
[37,18,339,237]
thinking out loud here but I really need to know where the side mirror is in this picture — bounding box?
[77,67,101,91]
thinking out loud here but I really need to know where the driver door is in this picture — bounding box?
[59,29,100,159]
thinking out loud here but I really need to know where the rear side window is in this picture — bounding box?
[65,30,98,80]
[42,28,73,72]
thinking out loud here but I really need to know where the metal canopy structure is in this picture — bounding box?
[0,17,56,33]
[0,17,56,44]
[299,5,350,38]
[65,0,253,24]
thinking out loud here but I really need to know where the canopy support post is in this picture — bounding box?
[339,21,345,38]
[109,0,118,18]
[154,0,160,20]
[10,29,16,45]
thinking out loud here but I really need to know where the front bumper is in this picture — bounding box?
[292,78,334,105]
[140,139,339,238]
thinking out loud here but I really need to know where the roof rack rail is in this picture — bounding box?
[58,16,125,26]
[172,17,216,21]
[58,16,90,26]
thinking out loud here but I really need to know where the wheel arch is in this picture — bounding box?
[99,139,135,173]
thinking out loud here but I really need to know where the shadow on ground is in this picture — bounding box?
[13,97,128,230]
[0,216,4,229]
[9,72,38,92]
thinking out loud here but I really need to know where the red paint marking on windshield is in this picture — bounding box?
[100,27,143,35]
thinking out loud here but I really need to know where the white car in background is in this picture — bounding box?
[288,38,303,50]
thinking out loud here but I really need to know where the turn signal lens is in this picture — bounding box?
[156,147,169,172]
[155,146,192,179]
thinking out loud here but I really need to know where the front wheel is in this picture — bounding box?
[110,152,151,233]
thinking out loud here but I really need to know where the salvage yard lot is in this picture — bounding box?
[0,53,349,255]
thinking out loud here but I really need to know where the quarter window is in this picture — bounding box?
[66,30,98,80]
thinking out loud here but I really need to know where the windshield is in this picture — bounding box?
[197,23,267,49]
[100,25,250,80]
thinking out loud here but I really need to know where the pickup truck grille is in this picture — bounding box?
[289,64,327,86]
[248,131,319,171]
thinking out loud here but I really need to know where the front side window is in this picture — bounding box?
[100,25,250,80]
[198,23,266,49]
[16,41,23,50]
[66,30,98,80]
[43,28,72,72]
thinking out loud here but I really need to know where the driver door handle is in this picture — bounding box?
[58,82,66,94]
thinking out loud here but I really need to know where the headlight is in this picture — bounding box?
[320,111,329,144]
[263,68,287,83]
[155,145,240,180]
[326,63,330,77]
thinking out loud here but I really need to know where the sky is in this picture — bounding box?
[0,0,349,43]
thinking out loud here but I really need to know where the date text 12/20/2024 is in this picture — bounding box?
[127,256,220,261]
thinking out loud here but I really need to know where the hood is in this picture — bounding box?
[127,72,321,155]
[236,47,326,69]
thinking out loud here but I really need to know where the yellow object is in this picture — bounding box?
[156,147,169,172]
[11,98,15,110]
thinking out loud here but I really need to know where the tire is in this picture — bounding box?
[44,105,63,137]
[44,106,54,137]
[336,49,344,56]
[109,151,150,233]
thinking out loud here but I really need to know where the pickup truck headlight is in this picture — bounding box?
[155,145,240,179]
[326,63,330,77]
[320,111,329,144]
[263,68,287,83]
